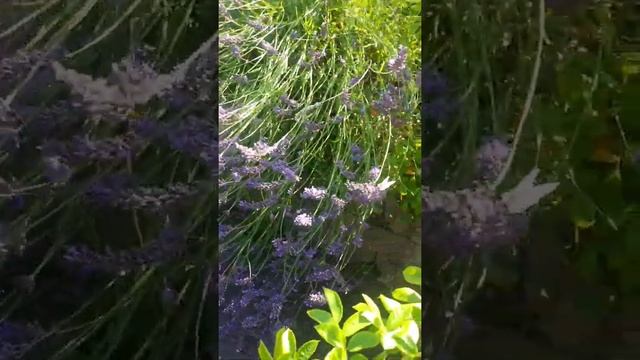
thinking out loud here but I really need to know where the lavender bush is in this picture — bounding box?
[0,1,219,358]
[218,0,420,356]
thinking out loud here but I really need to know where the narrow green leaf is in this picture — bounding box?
[346,331,380,352]
[323,287,344,323]
[257,341,273,360]
[350,354,368,360]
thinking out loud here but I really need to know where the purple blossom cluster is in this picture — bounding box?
[372,85,402,116]
[86,178,199,213]
[475,136,511,182]
[40,136,135,166]
[218,236,355,354]
[388,45,409,75]
[423,185,528,255]
[218,133,381,348]
[424,137,531,256]
[63,227,185,274]
[219,263,291,354]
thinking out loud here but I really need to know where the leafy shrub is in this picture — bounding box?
[257,266,422,360]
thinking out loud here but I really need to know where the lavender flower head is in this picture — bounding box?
[424,188,505,255]
[372,85,401,116]
[422,171,556,255]
[293,213,313,228]
[279,95,299,108]
[259,40,278,56]
[306,266,335,283]
[269,159,300,182]
[272,238,292,257]
[351,145,364,163]
[368,166,382,182]
[475,137,511,182]
[304,291,327,308]
[63,227,185,274]
[346,177,395,205]
[388,45,408,75]
[301,186,327,200]
[235,140,279,162]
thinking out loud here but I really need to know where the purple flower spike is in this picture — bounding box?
[304,291,327,308]
[475,137,511,182]
[388,45,408,75]
[301,186,327,200]
[293,213,313,228]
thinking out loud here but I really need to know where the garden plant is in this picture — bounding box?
[425,0,640,358]
[0,0,422,359]
[257,266,422,360]
[219,0,420,357]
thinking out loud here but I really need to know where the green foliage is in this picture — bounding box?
[427,0,640,356]
[257,266,422,360]
[219,0,421,283]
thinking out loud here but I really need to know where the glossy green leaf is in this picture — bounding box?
[352,302,368,313]
[360,296,384,328]
[399,320,420,345]
[393,334,418,356]
[373,350,389,360]
[307,309,333,324]
[392,287,421,303]
[296,340,319,360]
[378,294,401,313]
[342,312,371,337]
[314,322,345,348]
[324,347,347,360]
[274,328,295,357]
[385,305,410,330]
[257,340,273,360]
[323,287,344,323]
[380,329,399,350]
[346,331,380,352]
[402,266,421,286]
[350,354,368,360]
